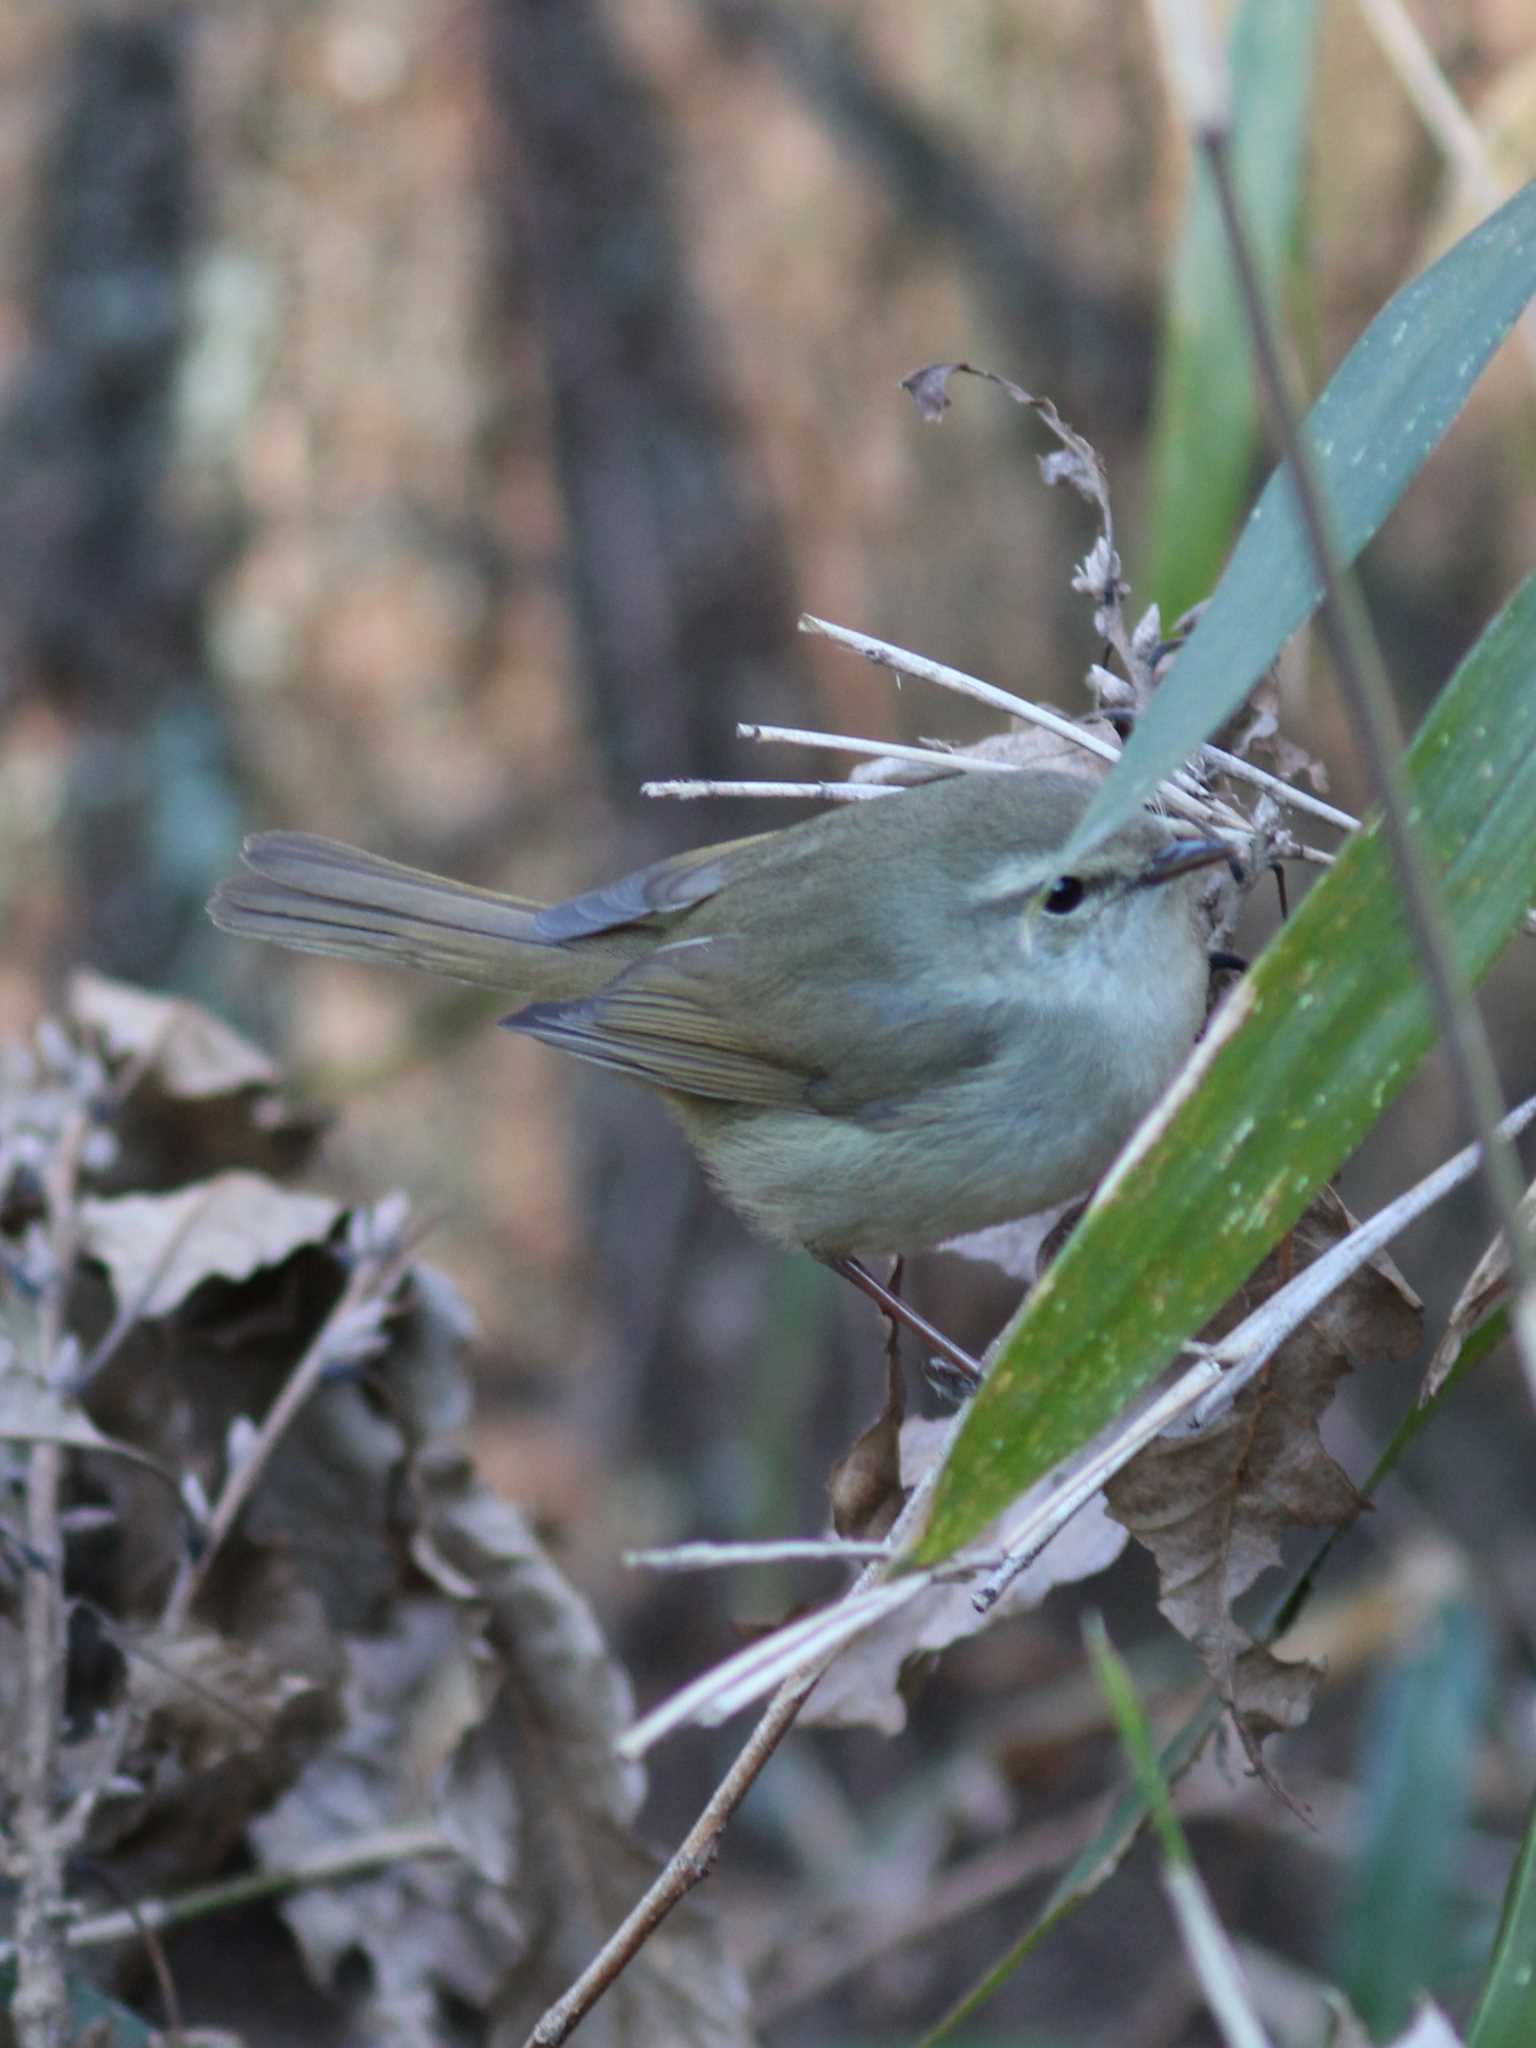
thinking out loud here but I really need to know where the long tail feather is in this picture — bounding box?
[209,832,561,994]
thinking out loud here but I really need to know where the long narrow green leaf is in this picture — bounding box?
[1468,1787,1536,2048]
[919,1697,1224,2044]
[919,572,1536,1562]
[1335,1601,1492,2035]
[1146,0,1319,619]
[1069,178,1536,862]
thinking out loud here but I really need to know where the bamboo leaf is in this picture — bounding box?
[1335,1602,1491,2035]
[1071,178,1536,860]
[1468,1785,1536,2048]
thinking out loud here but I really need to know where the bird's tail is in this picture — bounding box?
[209,832,585,997]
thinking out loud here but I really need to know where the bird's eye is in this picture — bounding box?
[1043,875,1086,915]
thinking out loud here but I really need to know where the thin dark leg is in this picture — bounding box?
[825,1255,983,1392]
[882,1256,905,1376]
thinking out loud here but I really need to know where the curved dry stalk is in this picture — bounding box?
[8,1111,91,2048]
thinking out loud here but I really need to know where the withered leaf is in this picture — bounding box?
[0,983,754,2042]
[1420,1179,1535,1403]
[418,1457,754,2046]
[1216,668,1331,793]
[249,1601,528,2026]
[91,1576,343,1894]
[67,972,324,1187]
[828,1341,906,1541]
[69,973,282,1098]
[900,361,1110,517]
[79,1171,340,1319]
[803,1417,1128,1735]
[1105,1189,1423,1763]
[0,1344,158,1468]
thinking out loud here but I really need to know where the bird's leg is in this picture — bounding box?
[882,1257,906,1376]
[825,1255,982,1393]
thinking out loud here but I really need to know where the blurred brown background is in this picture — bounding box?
[2,2,1536,2037]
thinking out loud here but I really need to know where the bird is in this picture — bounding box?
[209,767,1231,1383]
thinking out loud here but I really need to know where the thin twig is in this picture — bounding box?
[801,613,1123,756]
[1195,119,1536,1406]
[737,722,1016,772]
[525,1673,814,2046]
[801,612,1350,834]
[643,777,890,802]
[61,1862,185,2041]
[524,1454,951,2045]
[10,1112,90,2048]
[14,1442,67,2048]
[56,1823,453,1950]
[618,1580,927,1758]
[1191,746,1356,832]
[624,1537,897,1572]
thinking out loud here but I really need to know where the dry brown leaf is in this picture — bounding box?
[67,969,324,1188]
[78,1172,340,1319]
[802,1417,1128,1735]
[827,1340,906,1541]
[69,973,284,1097]
[249,1601,529,2030]
[1215,670,1331,793]
[91,1590,343,1893]
[408,1454,756,2045]
[0,1342,162,1471]
[1105,1189,1422,1763]
[8,978,752,2041]
[1420,1179,1535,1403]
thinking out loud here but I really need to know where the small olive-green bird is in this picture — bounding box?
[209,769,1228,1266]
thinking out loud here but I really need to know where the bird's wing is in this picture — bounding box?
[504,929,1002,1113]
[532,833,777,941]
[504,937,816,1106]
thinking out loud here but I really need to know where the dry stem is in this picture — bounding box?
[9,1112,90,2048]
[523,1455,949,2045]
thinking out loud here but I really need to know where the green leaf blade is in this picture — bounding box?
[919,571,1536,1563]
[1469,1785,1536,2048]
[1073,177,1536,861]
[1335,1600,1492,2037]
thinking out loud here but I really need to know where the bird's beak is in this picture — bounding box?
[1136,836,1242,888]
